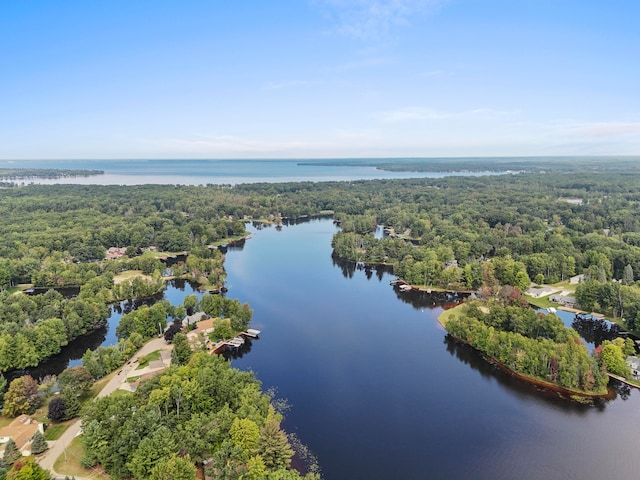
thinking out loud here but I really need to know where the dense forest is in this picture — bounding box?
[81,352,319,480]
[442,298,609,395]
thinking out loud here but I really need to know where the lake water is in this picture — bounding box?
[1,159,508,185]
[222,218,640,480]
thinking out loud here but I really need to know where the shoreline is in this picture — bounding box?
[438,304,612,399]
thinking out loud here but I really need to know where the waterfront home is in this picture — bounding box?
[0,415,44,457]
[626,356,640,380]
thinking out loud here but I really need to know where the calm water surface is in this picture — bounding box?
[223,219,640,480]
[3,159,508,185]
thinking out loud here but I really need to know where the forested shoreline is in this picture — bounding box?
[440,300,610,396]
[3,161,640,476]
[3,165,640,374]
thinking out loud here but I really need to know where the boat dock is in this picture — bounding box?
[211,329,261,354]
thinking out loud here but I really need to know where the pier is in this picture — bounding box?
[211,329,261,354]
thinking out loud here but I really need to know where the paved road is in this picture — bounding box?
[38,337,172,479]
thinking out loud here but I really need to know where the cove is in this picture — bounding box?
[11,279,205,380]
[223,218,640,480]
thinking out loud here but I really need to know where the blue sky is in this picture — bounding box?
[1,0,638,159]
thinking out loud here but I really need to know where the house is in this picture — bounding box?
[550,294,578,307]
[569,274,585,285]
[182,311,208,330]
[626,356,640,380]
[525,287,557,298]
[0,415,44,457]
[105,246,127,260]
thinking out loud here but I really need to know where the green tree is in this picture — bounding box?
[30,430,48,455]
[230,417,260,451]
[600,342,631,377]
[623,264,634,285]
[57,366,93,398]
[623,337,636,357]
[3,376,40,417]
[149,454,196,480]
[62,392,81,420]
[2,439,21,467]
[0,374,6,407]
[127,426,176,479]
[243,455,268,480]
[47,397,66,423]
[257,418,293,471]
[6,457,51,480]
[172,333,192,366]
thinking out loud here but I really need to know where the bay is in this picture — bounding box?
[1,159,509,185]
[223,218,640,480]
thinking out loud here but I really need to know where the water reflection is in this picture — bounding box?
[331,255,392,281]
[223,338,254,360]
[444,336,610,411]
[571,314,622,347]
[393,287,465,310]
[6,327,107,381]
[15,279,204,380]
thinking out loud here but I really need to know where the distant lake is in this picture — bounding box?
[223,218,640,480]
[2,159,510,185]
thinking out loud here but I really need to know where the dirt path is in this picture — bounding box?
[37,337,172,479]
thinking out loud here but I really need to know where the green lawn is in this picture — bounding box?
[524,295,560,309]
[135,350,161,369]
[437,303,466,328]
[45,423,70,441]
[54,436,110,479]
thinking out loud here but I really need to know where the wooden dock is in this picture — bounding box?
[211,329,261,354]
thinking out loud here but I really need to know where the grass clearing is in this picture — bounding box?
[110,389,133,398]
[54,436,110,480]
[525,295,560,309]
[113,269,150,284]
[88,371,117,399]
[45,423,70,441]
[135,350,161,369]
[438,303,466,328]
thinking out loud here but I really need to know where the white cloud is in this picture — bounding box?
[316,0,446,41]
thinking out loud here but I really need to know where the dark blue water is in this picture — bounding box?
[2,159,509,185]
[223,218,640,480]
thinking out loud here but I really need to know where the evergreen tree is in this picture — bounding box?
[2,439,20,467]
[62,393,80,420]
[30,431,48,455]
[0,375,6,408]
[257,418,293,471]
[171,333,192,366]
